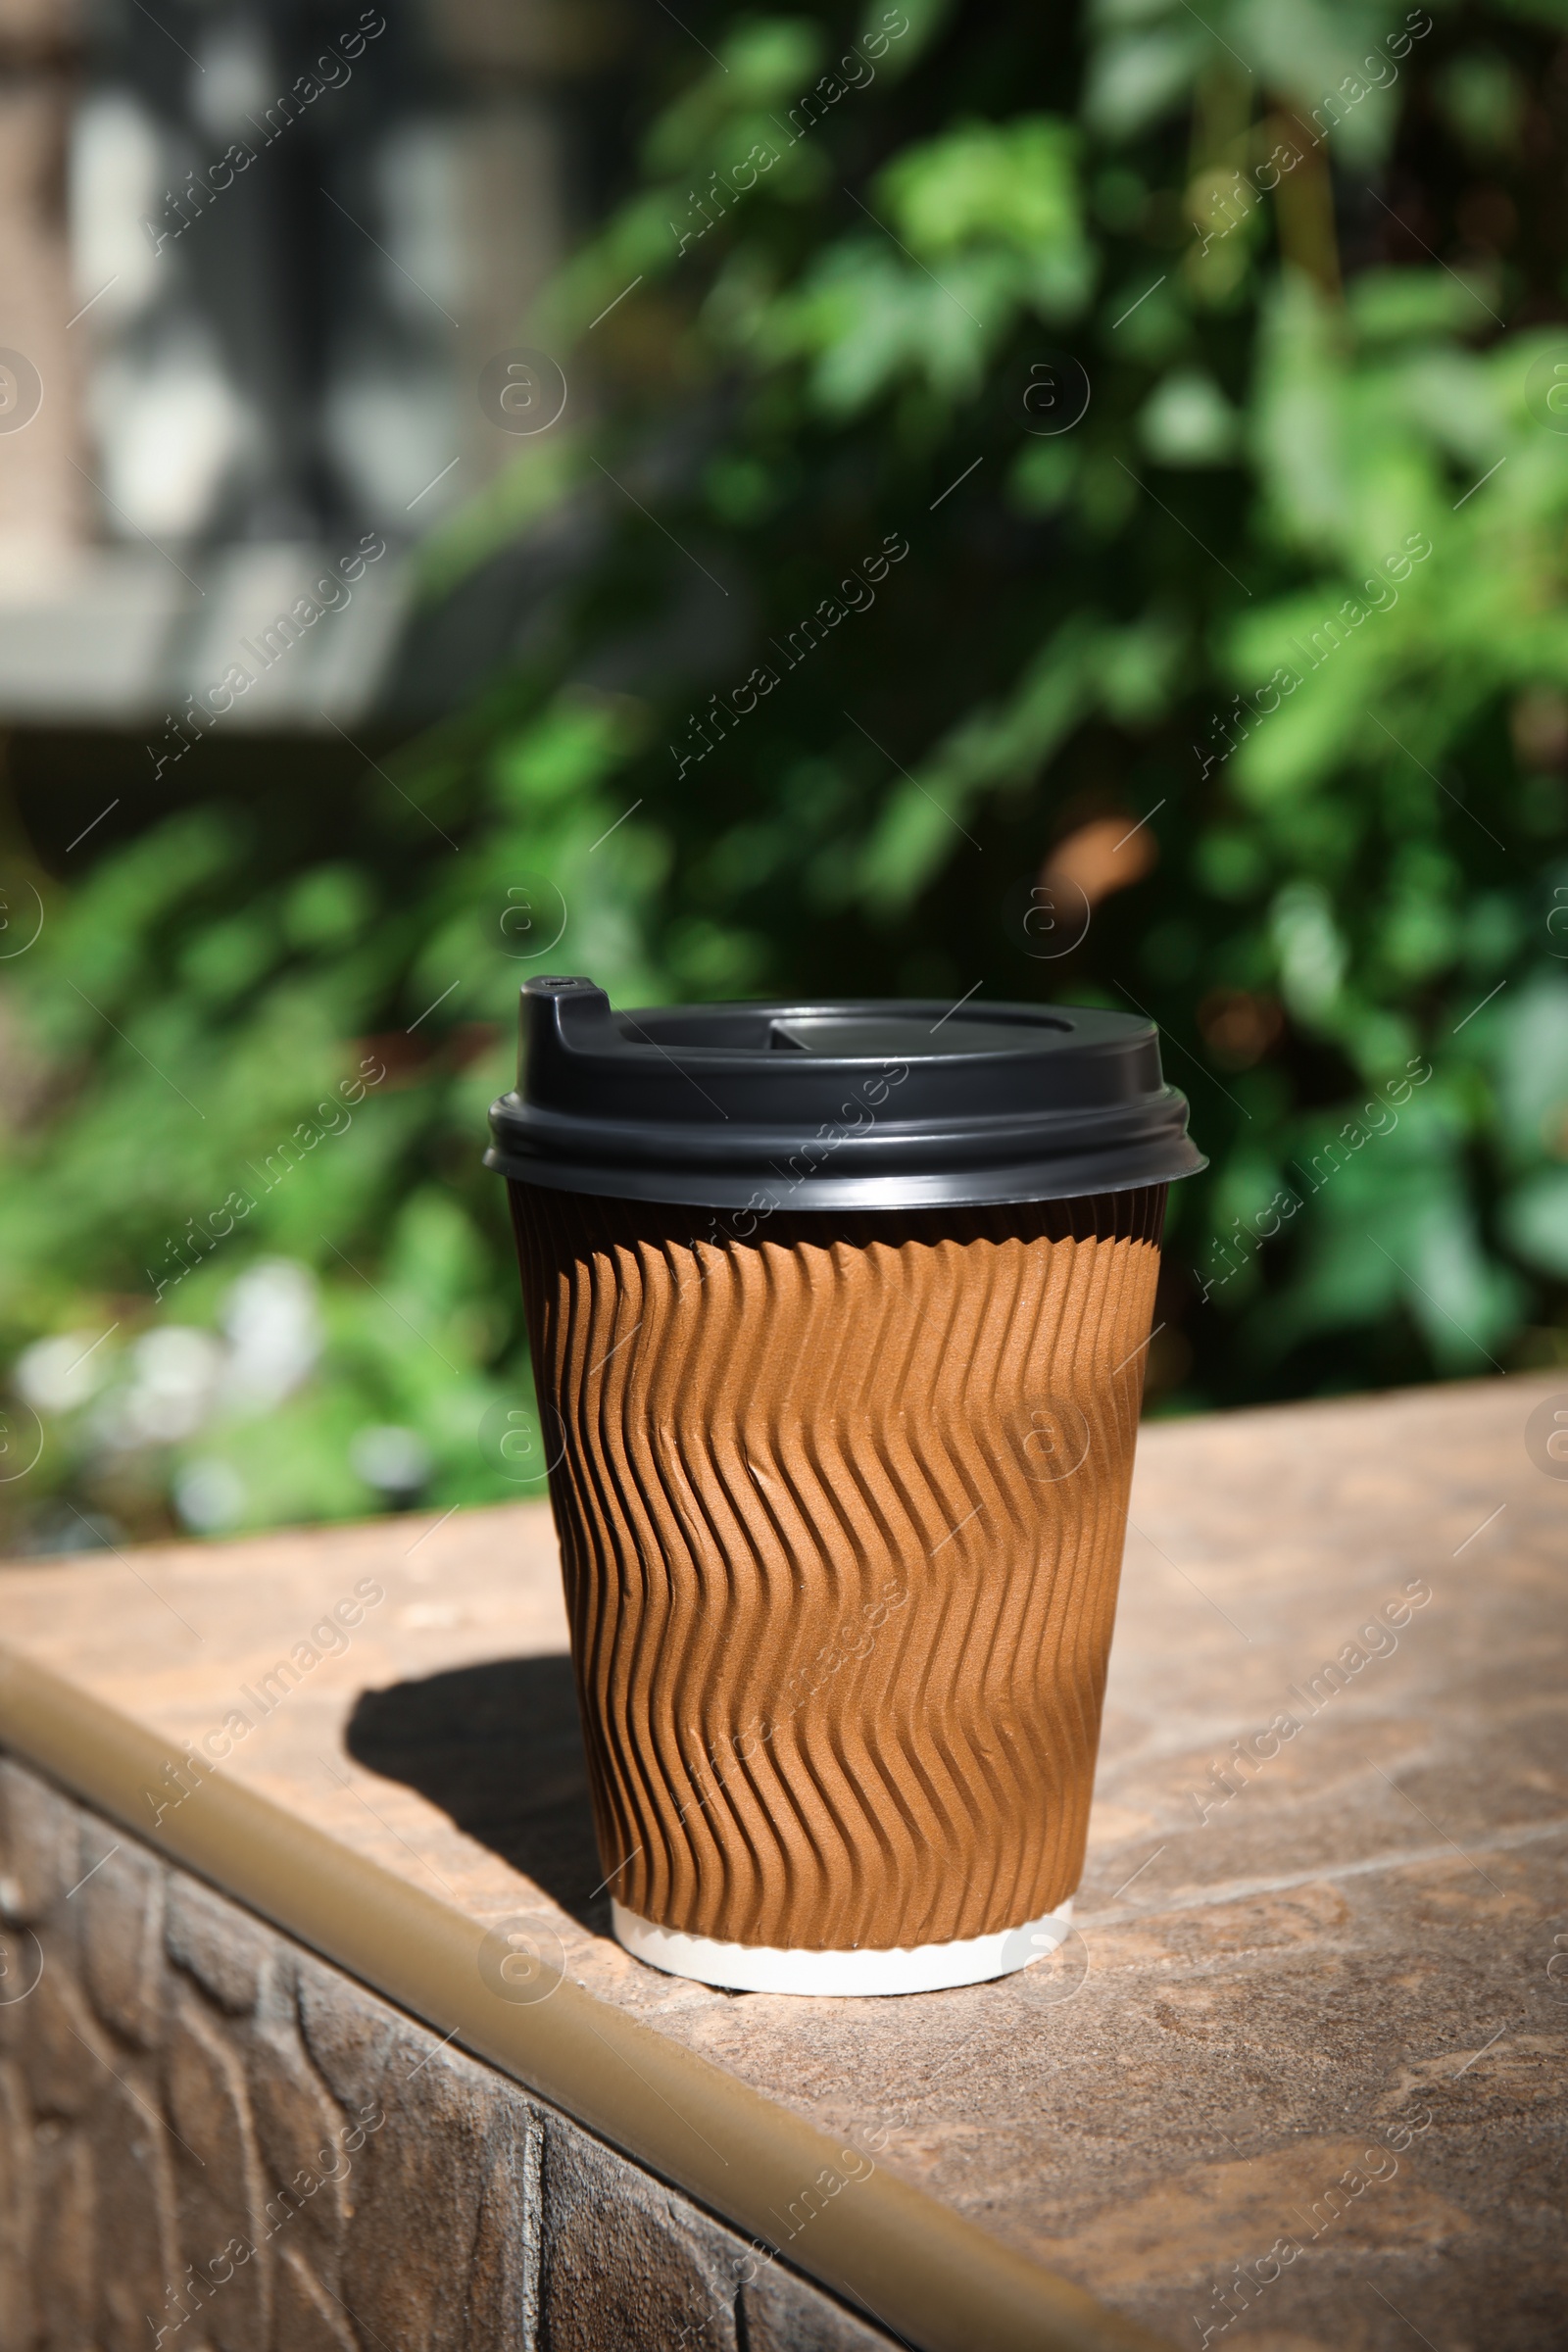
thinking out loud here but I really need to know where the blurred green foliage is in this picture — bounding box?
[4,0,1568,1545]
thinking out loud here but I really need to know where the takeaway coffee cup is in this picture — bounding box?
[486,978,1203,1995]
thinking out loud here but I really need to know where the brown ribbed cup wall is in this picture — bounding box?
[508,1184,1165,1953]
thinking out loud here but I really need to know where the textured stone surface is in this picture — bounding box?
[0,1760,901,2350]
[81,1835,165,2049]
[540,2122,741,2352]
[2,1375,1566,2348]
[0,1757,74,1924]
[168,1876,270,2016]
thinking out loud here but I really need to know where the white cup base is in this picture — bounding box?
[611,1897,1075,1996]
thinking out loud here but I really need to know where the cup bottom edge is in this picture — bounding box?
[611,1897,1075,1996]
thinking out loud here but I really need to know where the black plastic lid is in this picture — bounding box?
[484,976,1205,1211]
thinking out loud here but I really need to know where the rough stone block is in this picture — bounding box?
[271,2241,358,2352]
[541,2120,741,2352]
[336,2050,506,2352]
[247,2014,353,2282]
[0,1760,78,1929]
[33,2126,94,2352]
[92,2068,178,2352]
[166,1984,271,2352]
[295,1952,401,2118]
[24,1957,112,2123]
[0,1917,47,2067]
[462,2104,541,2349]
[81,1836,166,2050]
[0,2059,34,2352]
[744,2257,902,2352]
[167,1876,269,2017]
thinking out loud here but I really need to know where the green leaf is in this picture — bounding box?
[1500,1169,1568,1277]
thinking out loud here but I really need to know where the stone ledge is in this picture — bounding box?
[1,1373,1565,2350]
[0,1756,896,2352]
[1,1656,1129,2352]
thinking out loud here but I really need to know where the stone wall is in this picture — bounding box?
[0,1755,895,2352]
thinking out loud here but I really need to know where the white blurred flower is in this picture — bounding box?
[97,1327,224,1448]
[350,1424,432,1497]
[220,1259,322,1412]
[173,1457,247,1535]
[74,1257,322,1481]
[14,1330,116,1413]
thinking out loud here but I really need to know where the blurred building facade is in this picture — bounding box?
[0,0,609,733]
